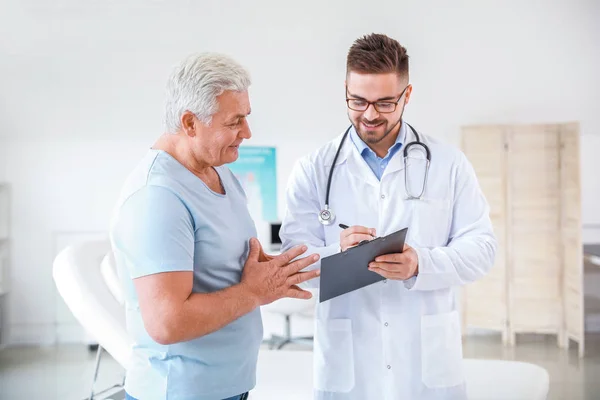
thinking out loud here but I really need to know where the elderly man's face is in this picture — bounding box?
[192,90,252,166]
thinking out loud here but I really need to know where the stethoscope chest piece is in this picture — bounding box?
[318,206,335,225]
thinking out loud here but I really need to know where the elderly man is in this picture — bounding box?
[110,53,320,400]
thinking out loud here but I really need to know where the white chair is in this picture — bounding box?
[53,239,132,399]
[100,250,125,306]
[261,296,316,349]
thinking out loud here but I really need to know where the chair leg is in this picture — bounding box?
[278,336,314,349]
[271,315,293,350]
[277,339,292,350]
[89,345,103,400]
[284,314,292,341]
[276,315,315,349]
[266,314,315,350]
[265,335,283,349]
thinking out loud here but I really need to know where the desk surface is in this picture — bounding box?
[584,244,600,258]
[584,244,600,267]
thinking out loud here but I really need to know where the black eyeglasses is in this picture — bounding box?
[346,85,409,113]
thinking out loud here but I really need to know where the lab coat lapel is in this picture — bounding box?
[381,150,408,176]
[381,122,411,177]
[346,146,380,188]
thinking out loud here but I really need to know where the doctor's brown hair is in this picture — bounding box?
[346,33,409,79]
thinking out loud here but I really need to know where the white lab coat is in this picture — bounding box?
[280,123,497,400]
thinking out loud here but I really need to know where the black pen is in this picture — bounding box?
[339,223,377,240]
[338,223,368,247]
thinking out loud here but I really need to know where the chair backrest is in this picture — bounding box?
[261,296,317,317]
[100,250,125,306]
[53,239,133,368]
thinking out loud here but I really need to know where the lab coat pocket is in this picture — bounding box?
[314,319,355,393]
[421,310,464,388]
[412,199,450,247]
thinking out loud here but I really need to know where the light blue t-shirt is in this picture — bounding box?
[349,123,405,180]
[110,149,263,400]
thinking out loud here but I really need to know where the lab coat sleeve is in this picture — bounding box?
[405,153,497,291]
[280,159,341,289]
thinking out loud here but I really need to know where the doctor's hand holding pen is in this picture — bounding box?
[339,224,419,280]
[240,238,321,306]
[338,223,377,251]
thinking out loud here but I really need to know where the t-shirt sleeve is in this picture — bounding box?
[111,185,195,279]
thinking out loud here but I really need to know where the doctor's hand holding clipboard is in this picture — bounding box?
[339,223,419,281]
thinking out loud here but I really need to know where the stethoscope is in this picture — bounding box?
[318,122,431,226]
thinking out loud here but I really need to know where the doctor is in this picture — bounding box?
[280,33,497,399]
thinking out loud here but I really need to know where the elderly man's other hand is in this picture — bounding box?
[258,243,275,263]
[241,238,320,306]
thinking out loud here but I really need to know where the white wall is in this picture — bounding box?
[582,135,600,243]
[0,147,5,182]
[0,0,599,344]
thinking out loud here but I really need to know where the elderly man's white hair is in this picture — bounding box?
[164,52,251,132]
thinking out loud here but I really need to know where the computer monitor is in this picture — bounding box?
[270,222,282,250]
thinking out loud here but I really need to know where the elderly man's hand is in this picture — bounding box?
[241,238,320,306]
[367,244,419,280]
[258,244,275,263]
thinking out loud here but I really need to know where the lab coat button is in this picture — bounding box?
[384,322,389,327]
[387,365,391,370]
[383,280,387,283]
[381,194,385,199]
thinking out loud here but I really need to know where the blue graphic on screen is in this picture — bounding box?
[229,146,278,222]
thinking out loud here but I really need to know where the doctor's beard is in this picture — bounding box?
[351,111,404,146]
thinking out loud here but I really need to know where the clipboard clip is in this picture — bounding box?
[358,236,384,246]
[342,240,370,255]
[342,237,384,254]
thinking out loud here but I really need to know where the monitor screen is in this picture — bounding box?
[270,222,282,245]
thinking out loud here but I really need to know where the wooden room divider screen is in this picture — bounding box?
[460,122,584,357]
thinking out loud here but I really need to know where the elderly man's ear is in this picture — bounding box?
[181,111,198,137]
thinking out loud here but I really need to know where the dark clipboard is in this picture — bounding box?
[319,228,408,303]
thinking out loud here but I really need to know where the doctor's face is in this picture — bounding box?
[346,72,411,146]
